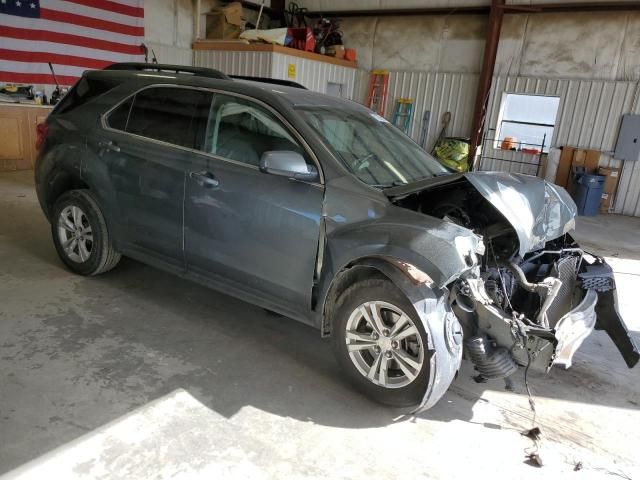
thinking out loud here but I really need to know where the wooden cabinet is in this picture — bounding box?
[0,104,53,171]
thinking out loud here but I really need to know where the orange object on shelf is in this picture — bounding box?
[522,147,540,154]
[501,137,516,150]
[344,48,356,62]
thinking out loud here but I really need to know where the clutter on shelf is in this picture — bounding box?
[200,1,356,63]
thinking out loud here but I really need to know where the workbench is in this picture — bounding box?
[0,103,53,171]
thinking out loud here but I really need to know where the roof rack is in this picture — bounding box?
[230,75,307,89]
[104,63,230,80]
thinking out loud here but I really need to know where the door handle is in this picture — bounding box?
[98,140,120,152]
[190,170,219,188]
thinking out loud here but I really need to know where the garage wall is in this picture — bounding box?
[381,71,479,151]
[144,0,194,65]
[194,51,273,76]
[482,76,640,215]
[496,12,640,81]
[194,50,358,99]
[327,10,640,82]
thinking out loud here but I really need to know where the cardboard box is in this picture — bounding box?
[555,146,602,188]
[205,2,245,40]
[598,166,621,194]
[555,146,575,188]
[598,166,621,213]
[571,148,600,172]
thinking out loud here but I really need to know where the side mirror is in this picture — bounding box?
[260,151,319,182]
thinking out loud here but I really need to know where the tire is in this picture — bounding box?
[332,278,431,407]
[51,189,121,276]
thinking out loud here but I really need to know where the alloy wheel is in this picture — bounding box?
[345,301,424,389]
[57,205,93,263]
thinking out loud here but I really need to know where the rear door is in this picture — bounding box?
[183,92,324,315]
[96,86,212,268]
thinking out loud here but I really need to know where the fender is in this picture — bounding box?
[35,143,83,219]
[35,142,123,250]
[315,214,482,326]
[77,146,121,240]
[356,258,463,411]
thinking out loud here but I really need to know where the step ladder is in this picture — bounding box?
[366,70,389,116]
[392,98,414,134]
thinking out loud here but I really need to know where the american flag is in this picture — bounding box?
[0,0,145,86]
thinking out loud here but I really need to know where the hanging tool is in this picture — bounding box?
[255,0,265,30]
[419,110,431,149]
[392,98,414,134]
[366,70,389,116]
[48,62,66,105]
[431,111,451,154]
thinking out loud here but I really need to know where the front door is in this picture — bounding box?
[95,86,211,268]
[184,93,324,315]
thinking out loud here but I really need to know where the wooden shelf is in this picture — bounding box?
[192,41,357,69]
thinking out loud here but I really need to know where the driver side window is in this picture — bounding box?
[202,94,310,167]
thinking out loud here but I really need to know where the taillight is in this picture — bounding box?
[36,122,48,150]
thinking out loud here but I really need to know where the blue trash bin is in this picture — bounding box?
[572,173,605,216]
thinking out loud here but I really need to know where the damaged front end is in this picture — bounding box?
[454,245,638,378]
[387,172,639,381]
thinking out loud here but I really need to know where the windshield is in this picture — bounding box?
[297,105,449,187]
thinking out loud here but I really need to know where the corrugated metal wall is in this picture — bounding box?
[618,95,640,216]
[193,50,273,76]
[271,54,357,99]
[484,75,640,215]
[145,42,193,66]
[193,50,357,99]
[378,71,479,151]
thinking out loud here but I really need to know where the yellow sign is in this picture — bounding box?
[287,63,296,79]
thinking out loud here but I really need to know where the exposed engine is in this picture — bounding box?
[390,177,616,378]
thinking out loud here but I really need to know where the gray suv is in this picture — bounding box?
[35,63,638,410]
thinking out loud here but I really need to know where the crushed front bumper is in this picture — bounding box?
[579,258,639,368]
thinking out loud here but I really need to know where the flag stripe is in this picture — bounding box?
[1,0,144,87]
[63,0,143,18]
[3,38,144,63]
[40,8,144,36]
[43,0,143,28]
[0,72,80,86]
[0,13,142,44]
[1,59,99,77]
[0,25,143,54]
[0,49,112,70]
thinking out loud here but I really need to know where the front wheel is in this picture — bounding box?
[332,278,432,407]
[51,189,121,276]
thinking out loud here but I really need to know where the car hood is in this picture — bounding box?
[385,172,577,257]
[463,172,577,256]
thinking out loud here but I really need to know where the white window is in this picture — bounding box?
[497,94,560,153]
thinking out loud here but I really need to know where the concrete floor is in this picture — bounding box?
[1,170,639,479]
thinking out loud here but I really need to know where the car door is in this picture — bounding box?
[184,92,324,314]
[96,86,212,269]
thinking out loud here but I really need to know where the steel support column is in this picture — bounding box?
[468,0,505,171]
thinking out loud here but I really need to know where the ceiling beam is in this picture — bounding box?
[304,2,640,17]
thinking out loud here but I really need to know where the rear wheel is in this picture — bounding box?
[332,278,431,407]
[51,190,121,276]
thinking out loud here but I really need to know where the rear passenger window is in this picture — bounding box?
[107,97,132,131]
[108,87,212,150]
[202,94,310,167]
[54,76,118,115]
